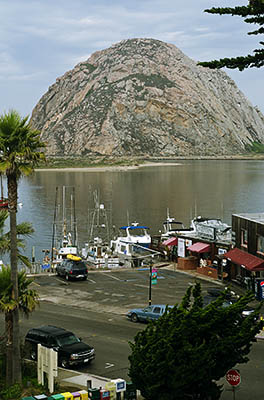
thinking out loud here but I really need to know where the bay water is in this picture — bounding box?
[9,159,264,263]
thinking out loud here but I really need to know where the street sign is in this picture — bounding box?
[226,369,241,387]
[151,268,158,285]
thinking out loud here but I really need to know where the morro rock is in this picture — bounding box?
[30,38,264,156]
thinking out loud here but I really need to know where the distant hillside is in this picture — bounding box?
[30,38,264,156]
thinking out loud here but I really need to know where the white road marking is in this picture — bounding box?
[102,273,122,281]
[134,284,149,288]
[105,363,114,369]
[88,278,96,283]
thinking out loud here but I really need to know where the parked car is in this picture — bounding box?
[126,304,173,323]
[203,293,257,320]
[56,255,88,281]
[25,325,95,368]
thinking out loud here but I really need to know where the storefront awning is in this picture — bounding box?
[163,237,178,247]
[224,248,264,271]
[187,242,210,253]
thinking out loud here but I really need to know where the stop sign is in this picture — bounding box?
[226,369,241,386]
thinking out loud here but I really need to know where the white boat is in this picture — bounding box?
[81,192,120,268]
[159,209,195,241]
[110,222,153,267]
[51,186,79,266]
[190,216,231,242]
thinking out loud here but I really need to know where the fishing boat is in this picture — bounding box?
[51,186,79,266]
[110,222,154,267]
[160,210,186,240]
[81,191,120,268]
[190,216,232,241]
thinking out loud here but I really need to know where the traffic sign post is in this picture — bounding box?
[151,268,158,285]
[148,261,158,305]
[149,261,153,305]
[226,369,241,400]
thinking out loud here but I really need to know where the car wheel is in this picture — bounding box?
[83,276,87,281]
[60,359,68,368]
[131,313,138,323]
[30,348,37,361]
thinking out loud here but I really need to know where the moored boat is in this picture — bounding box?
[110,222,154,267]
[81,191,120,268]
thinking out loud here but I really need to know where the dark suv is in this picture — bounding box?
[56,257,88,281]
[25,325,95,368]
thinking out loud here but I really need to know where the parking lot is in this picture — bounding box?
[32,266,227,314]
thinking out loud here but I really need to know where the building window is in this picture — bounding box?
[241,229,248,248]
[257,235,264,255]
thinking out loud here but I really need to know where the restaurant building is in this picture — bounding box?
[223,213,264,292]
[176,217,232,280]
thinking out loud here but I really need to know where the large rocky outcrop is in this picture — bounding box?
[30,38,264,156]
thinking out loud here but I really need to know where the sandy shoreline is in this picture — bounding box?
[35,156,264,172]
[36,162,182,172]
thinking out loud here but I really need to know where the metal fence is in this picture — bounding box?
[18,262,56,275]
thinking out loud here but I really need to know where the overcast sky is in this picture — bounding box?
[1,0,263,117]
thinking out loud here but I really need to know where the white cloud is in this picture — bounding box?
[0,0,262,115]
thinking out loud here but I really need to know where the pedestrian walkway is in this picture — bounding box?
[58,368,110,390]
[163,262,225,285]
[58,368,144,398]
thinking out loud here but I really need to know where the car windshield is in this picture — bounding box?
[56,334,80,346]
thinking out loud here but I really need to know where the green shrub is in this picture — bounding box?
[0,383,22,400]
[246,141,264,153]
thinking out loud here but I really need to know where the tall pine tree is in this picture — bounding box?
[128,283,262,400]
[199,0,264,70]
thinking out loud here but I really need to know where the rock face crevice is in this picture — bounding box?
[30,38,264,156]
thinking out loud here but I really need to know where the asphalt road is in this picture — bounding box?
[1,267,264,399]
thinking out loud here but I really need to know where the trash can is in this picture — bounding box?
[124,382,137,400]
[34,396,48,400]
[88,388,100,399]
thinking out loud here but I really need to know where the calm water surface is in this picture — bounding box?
[11,160,264,262]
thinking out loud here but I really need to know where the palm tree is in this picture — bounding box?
[0,208,35,384]
[0,109,45,384]
[0,266,39,384]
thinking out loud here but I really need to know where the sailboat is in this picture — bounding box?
[51,186,79,266]
[81,190,120,268]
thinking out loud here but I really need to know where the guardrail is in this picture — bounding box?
[19,262,56,275]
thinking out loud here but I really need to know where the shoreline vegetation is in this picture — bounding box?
[36,154,264,171]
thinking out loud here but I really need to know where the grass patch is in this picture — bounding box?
[36,156,145,169]
[245,142,264,154]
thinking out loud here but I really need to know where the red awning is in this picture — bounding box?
[224,248,264,271]
[187,242,210,253]
[163,237,178,247]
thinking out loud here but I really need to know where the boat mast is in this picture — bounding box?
[62,185,67,238]
[51,186,58,263]
[72,187,77,247]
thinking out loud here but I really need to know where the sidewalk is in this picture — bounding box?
[58,367,110,390]
[58,368,144,398]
